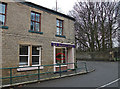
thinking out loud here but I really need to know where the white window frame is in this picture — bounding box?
[18,45,43,71]
[19,46,41,67]
[32,47,41,66]
[19,46,30,67]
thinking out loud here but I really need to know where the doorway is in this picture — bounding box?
[54,47,74,72]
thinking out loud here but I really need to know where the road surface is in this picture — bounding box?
[21,61,119,88]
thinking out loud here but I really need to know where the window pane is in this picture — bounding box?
[19,56,28,66]
[56,60,61,64]
[56,20,59,26]
[36,14,40,22]
[56,27,59,35]
[63,59,65,63]
[35,23,40,32]
[0,3,2,14]
[32,46,39,55]
[61,48,65,63]
[31,21,35,31]
[2,4,5,14]
[31,12,35,21]
[20,45,28,55]
[56,48,66,64]
[0,3,5,14]
[0,15,5,25]
[56,48,61,63]
[60,21,63,27]
[59,28,63,35]
[32,56,39,65]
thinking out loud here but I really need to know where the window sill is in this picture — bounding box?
[55,35,66,38]
[0,26,9,29]
[17,66,44,72]
[55,65,67,67]
[28,30,43,34]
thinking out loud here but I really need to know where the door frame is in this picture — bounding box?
[53,46,68,72]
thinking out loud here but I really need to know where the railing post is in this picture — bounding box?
[10,68,12,84]
[85,62,88,73]
[38,66,40,80]
[75,62,77,74]
[59,64,61,78]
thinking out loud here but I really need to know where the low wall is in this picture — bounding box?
[76,51,110,61]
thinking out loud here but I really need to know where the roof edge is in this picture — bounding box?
[21,2,75,21]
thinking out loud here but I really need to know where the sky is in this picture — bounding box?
[6,0,119,14]
[26,0,78,14]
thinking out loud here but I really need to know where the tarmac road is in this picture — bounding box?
[22,61,119,88]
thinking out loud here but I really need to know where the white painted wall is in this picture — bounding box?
[68,48,74,69]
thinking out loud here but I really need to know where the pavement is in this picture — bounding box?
[20,61,119,88]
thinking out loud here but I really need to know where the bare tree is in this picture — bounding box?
[117,1,120,47]
[69,1,120,52]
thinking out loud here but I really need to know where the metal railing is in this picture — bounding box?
[0,62,88,86]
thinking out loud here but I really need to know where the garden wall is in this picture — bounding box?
[76,51,111,61]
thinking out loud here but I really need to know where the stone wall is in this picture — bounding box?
[0,28,2,86]
[76,51,110,61]
[1,2,75,85]
[2,2,75,68]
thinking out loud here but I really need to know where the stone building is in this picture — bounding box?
[0,1,75,73]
